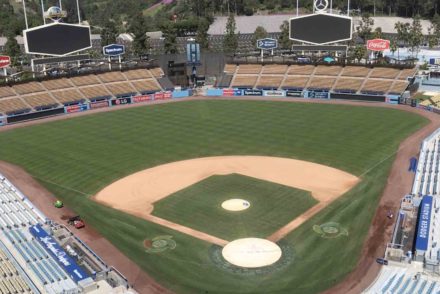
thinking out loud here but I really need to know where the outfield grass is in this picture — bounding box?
[152,174,317,241]
[0,100,429,293]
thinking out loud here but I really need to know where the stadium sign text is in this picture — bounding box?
[103,44,125,56]
[0,56,11,68]
[367,39,390,51]
[257,38,278,50]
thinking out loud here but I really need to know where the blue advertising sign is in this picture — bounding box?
[186,43,201,65]
[257,38,278,50]
[102,44,125,56]
[0,116,5,126]
[243,89,263,96]
[429,58,440,65]
[415,195,433,251]
[29,224,90,282]
[234,89,242,96]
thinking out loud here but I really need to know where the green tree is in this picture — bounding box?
[408,17,424,56]
[252,26,268,48]
[353,45,367,62]
[101,19,118,46]
[356,14,374,43]
[196,19,210,50]
[390,36,398,56]
[372,27,383,39]
[162,23,178,54]
[129,13,151,56]
[4,34,21,67]
[223,13,238,53]
[278,20,293,50]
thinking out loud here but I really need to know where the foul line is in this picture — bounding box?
[30,175,92,197]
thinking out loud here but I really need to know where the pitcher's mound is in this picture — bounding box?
[221,199,250,211]
[222,238,282,268]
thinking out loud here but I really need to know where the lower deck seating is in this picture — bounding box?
[131,79,161,93]
[96,71,126,83]
[389,81,409,94]
[0,86,15,98]
[237,64,262,74]
[224,64,237,74]
[341,66,371,77]
[123,69,152,80]
[288,65,315,75]
[370,67,401,79]
[261,64,288,75]
[308,77,336,90]
[281,76,309,89]
[232,75,258,88]
[256,76,284,89]
[314,66,343,76]
[0,98,30,115]
[12,82,44,95]
[79,85,111,99]
[150,67,164,78]
[361,79,393,94]
[106,82,137,96]
[22,93,58,109]
[333,78,363,92]
[70,75,100,86]
[52,89,85,104]
[41,78,73,90]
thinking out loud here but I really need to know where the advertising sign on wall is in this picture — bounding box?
[102,44,125,56]
[415,195,433,252]
[89,100,109,109]
[111,97,131,106]
[64,104,88,113]
[133,95,152,103]
[223,89,234,96]
[263,90,285,97]
[285,90,303,97]
[0,56,11,68]
[243,89,263,96]
[0,116,5,126]
[29,224,90,283]
[367,39,390,51]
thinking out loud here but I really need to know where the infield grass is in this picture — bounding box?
[152,174,317,240]
[0,100,429,293]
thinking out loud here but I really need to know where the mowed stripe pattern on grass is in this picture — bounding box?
[0,100,429,294]
[152,174,318,241]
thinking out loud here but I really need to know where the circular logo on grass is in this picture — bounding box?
[313,222,348,239]
[144,235,176,253]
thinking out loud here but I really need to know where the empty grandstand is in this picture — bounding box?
[221,63,414,97]
[0,173,137,294]
[0,67,165,116]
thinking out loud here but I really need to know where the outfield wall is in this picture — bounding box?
[207,87,392,102]
[2,89,192,126]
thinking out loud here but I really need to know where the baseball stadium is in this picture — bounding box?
[1,0,440,293]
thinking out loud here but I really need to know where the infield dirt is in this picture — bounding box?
[93,156,359,245]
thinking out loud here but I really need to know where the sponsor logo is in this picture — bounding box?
[367,39,390,51]
[39,236,72,266]
[133,95,152,103]
[65,104,87,113]
[286,90,302,97]
[103,44,125,56]
[223,89,234,96]
[154,92,164,100]
[0,56,11,68]
[264,90,285,97]
[90,100,109,109]
[164,91,172,99]
[243,89,263,96]
[112,97,130,106]
[257,38,278,50]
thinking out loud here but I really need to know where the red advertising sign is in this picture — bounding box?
[367,39,390,51]
[133,95,152,103]
[223,89,234,96]
[0,56,11,68]
[154,92,164,100]
[164,91,172,99]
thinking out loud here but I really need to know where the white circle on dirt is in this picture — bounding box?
[221,199,250,211]
[222,238,282,268]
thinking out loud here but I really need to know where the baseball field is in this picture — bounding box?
[0,99,428,293]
